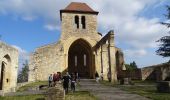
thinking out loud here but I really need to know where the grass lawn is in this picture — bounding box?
[100,80,170,100]
[0,81,96,100]
[0,95,44,100]
[0,91,96,100]
[17,81,48,92]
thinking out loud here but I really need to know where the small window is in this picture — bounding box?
[75,16,79,29]
[81,16,86,29]
[84,54,86,66]
[75,56,77,67]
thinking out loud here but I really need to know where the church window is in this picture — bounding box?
[81,16,86,29]
[75,16,79,29]
[84,54,86,66]
[75,56,77,66]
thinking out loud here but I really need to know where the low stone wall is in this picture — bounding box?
[118,69,142,80]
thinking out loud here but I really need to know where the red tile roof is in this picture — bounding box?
[60,2,98,14]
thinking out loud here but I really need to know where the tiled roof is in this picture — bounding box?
[60,2,98,14]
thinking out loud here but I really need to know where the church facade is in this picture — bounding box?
[29,2,125,83]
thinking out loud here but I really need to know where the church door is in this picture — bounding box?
[68,39,92,78]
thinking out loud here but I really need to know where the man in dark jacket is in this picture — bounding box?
[62,72,71,94]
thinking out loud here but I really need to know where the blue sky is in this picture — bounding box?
[0,0,169,68]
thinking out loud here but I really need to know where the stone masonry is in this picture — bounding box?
[0,42,18,93]
[29,2,125,83]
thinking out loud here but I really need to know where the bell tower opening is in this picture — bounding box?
[68,39,93,78]
[81,16,86,29]
[74,15,79,29]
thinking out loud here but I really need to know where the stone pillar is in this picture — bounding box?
[101,44,109,81]
[108,30,117,83]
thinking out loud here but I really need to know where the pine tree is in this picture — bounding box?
[17,60,29,83]
[156,5,170,57]
[125,61,138,71]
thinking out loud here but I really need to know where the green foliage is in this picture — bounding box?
[17,60,29,83]
[125,61,138,71]
[156,5,170,57]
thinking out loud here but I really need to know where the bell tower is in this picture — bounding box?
[60,2,99,40]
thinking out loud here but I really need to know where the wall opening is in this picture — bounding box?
[0,62,5,90]
[81,16,86,29]
[75,15,79,29]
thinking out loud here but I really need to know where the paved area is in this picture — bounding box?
[79,79,151,100]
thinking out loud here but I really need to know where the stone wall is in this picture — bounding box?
[94,31,125,82]
[0,42,18,93]
[141,62,170,81]
[119,69,142,80]
[29,4,125,83]
[29,42,65,81]
[61,13,100,41]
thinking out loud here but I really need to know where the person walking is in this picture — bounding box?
[95,72,99,83]
[48,74,53,87]
[62,72,71,94]
[71,73,76,92]
[75,72,80,82]
[53,72,57,86]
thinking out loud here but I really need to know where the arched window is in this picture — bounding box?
[84,54,86,66]
[75,16,79,29]
[75,55,77,67]
[81,16,86,29]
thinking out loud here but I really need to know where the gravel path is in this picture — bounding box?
[79,79,151,100]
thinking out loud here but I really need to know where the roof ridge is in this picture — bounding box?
[61,2,98,13]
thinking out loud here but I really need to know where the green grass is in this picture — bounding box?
[0,81,97,100]
[116,85,170,100]
[100,80,170,100]
[0,91,96,100]
[66,91,97,100]
[17,81,48,92]
[0,95,44,100]
[131,80,156,85]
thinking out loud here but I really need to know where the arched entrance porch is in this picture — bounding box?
[0,54,11,90]
[68,39,94,78]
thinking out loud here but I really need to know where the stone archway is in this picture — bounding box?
[68,39,93,78]
[0,54,11,90]
[0,62,5,90]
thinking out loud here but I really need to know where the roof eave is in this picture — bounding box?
[60,10,99,21]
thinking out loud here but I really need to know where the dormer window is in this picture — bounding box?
[75,15,79,29]
[81,16,86,29]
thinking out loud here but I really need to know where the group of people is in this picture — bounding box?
[48,72,62,87]
[48,72,79,94]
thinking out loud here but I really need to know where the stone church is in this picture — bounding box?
[0,42,18,93]
[29,2,125,83]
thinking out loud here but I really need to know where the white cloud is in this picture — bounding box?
[12,45,29,61]
[124,49,147,57]
[0,0,169,66]
[12,45,29,70]
[44,24,60,31]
